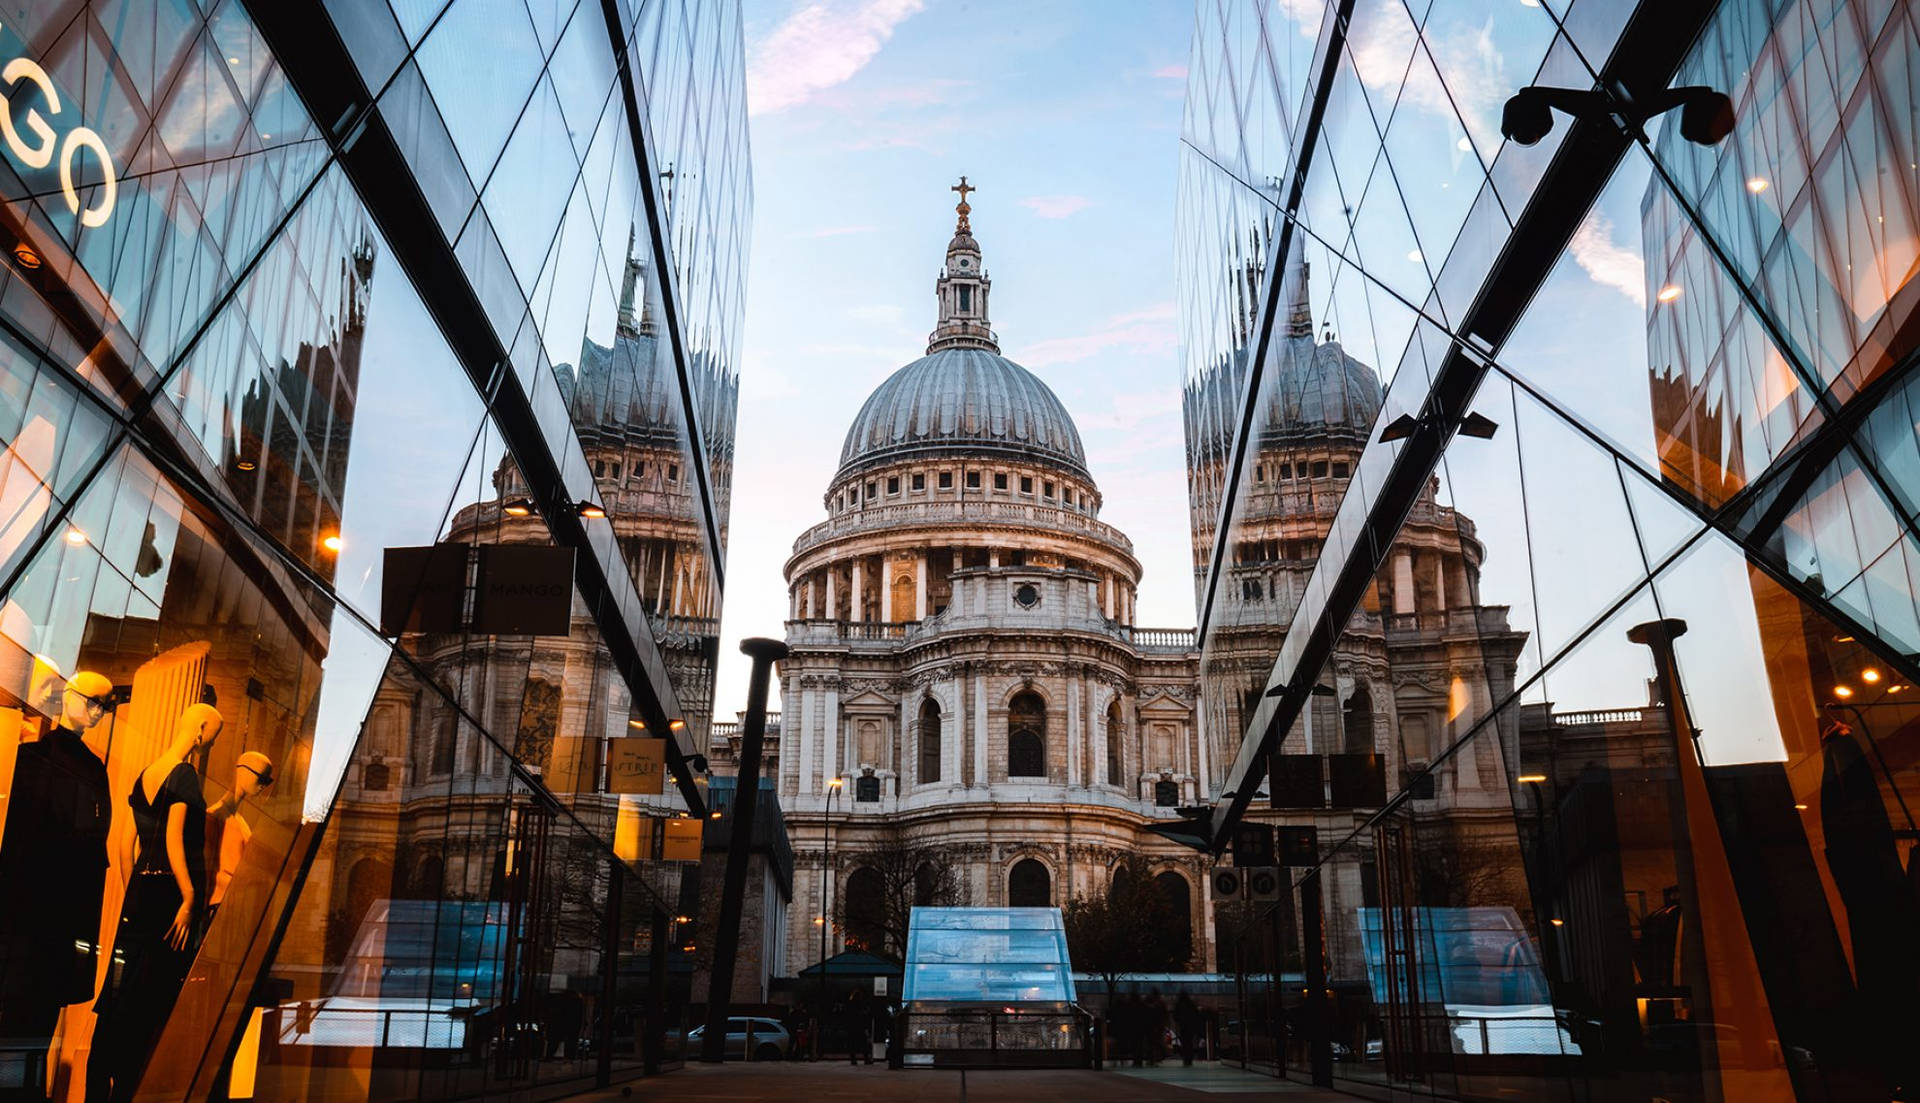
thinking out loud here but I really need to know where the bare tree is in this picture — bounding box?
[1064,853,1187,1004]
[843,820,967,958]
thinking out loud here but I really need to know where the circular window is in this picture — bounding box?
[1014,584,1040,608]
[958,258,971,268]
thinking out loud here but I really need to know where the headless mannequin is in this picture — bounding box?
[0,671,115,1101]
[87,703,222,1103]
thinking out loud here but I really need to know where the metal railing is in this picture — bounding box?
[792,499,1136,555]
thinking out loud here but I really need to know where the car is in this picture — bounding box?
[684,1017,791,1060]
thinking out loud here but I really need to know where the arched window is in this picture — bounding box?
[914,863,940,907]
[1008,858,1051,907]
[1343,684,1375,755]
[1155,871,1193,967]
[412,855,445,899]
[1105,701,1123,786]
[919,699,942,784]
[844,867,886,953]
[1008,691,1046,778]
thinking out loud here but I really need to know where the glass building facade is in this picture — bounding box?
[1179,1,1920,1100]
[0,1,749,1101]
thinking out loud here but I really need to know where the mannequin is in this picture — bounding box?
[86,702,221,1103]
[207,751,273,915]
[0,670,116,1100]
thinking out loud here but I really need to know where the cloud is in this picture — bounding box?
[1568,210,1646,307]
[1019,194,1093,220]
[1347,0,1506,147]
[800,224,878,238]
[1151,64,1188,80]
[1015,303,1178,368]
[748,0,926,117]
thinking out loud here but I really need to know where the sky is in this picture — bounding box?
[710,0,1199,718]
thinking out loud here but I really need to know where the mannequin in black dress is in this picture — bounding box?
[86,702,222,1103]
[0,671,116,1101]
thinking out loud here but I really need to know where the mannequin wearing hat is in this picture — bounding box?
[207,751,272,916]
[0,670,117,1092]
[87,702,221,1103]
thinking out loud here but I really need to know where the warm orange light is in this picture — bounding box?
[813,916,825,926]
[1834,685,1855,698]
[1746,177,1769,194]
[709,811,722,819]
[1891,685,1908,694]
[1656,285,1683,303]
[1549,918,1564,927]
[1862,668,1882,683]
[235,459,256,472]
[826,777,844,789]
[321,534,343,552]
[11,244,40,269]
[63,527,87,546]
[1794,803,1809,811]
[629,719,647,730]
[1516,773,1547,784]
[669,718,686,731]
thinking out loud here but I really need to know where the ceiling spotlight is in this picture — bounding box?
[502,497,536,517]
[575,499,606,519]
[1746,177,1770,194]
[1863,668,1882,683]
[63,527,87,546]
[669,718,687,732]
[11,244,40,269]
[321,534,344,552]
[234,458,257,472]
[1834,684,1854,698]
[1516,773,1547,783]
[1657,284,1683,303]
[629,718,648,730]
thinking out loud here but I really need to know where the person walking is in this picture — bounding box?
[1144,991,1169,1065]
[1173,993,1202,1065]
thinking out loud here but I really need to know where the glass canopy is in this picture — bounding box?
[901,908,1077,1004]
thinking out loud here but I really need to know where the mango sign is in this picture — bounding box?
[607,737,667,794]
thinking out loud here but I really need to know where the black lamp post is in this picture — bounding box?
[814,775,843,1058]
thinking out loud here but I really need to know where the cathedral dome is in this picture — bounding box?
[837,347,1088,480]
[1265,331,1381,434]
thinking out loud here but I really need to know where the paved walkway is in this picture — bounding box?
[562,1061,1352,1101]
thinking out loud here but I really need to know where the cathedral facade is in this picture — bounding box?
[760,186,1522,978]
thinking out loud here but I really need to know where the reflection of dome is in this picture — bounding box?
[836,347,1088,480]
[1265,331,1381,433]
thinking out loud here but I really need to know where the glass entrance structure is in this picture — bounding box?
[1178,0,1920,1100]
[899,907,1090,1067]
[0,1,750,1101]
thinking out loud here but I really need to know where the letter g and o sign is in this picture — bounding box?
[0,52,117,228]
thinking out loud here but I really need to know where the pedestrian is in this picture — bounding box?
[1144,990,1169,1065]
[845,992,872,1064]
[1122,993,1145,1067]
[1173,993,1201,1065]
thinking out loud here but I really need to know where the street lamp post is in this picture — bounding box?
[814,776,843,1059]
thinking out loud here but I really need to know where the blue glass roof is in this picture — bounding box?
[902,907,1076,1004]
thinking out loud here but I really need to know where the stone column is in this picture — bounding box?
[989,549,1001,569]
[1433,554,1448,612]
[850,559,864,623]
[823,682,841,788]
[973,674,989,788]
[1103,575,1115,619]
[798,680,817,795]
[947,675,965,786]
[881,555,894,621]
[805,576,817,618]
[899,694,914,790]
[915,553,928,619]
[1393,552,1415,615]
[1066,669,1082,787]
[825,566,838,621]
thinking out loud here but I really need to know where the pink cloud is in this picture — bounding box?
[1018,194,1093,219]
[1015,303,1177,367]
[1152,64,1189,80]
[748,0,926,117]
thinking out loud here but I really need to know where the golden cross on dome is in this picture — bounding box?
[951,176,975,233]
